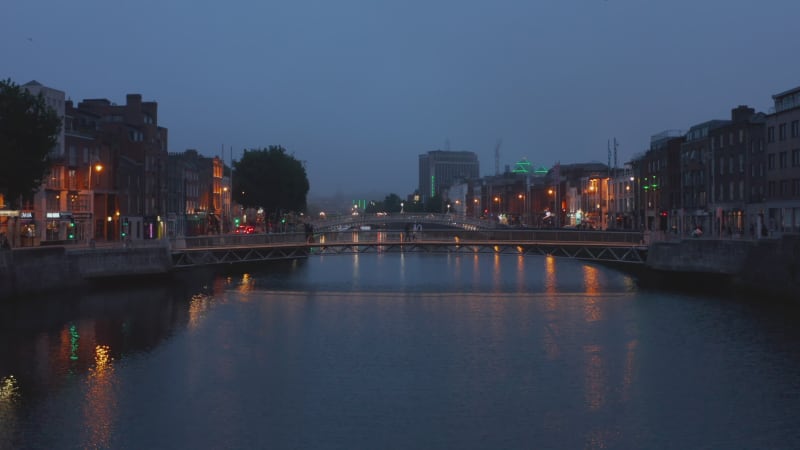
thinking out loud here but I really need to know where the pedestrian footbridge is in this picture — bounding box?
[169,229,647,269]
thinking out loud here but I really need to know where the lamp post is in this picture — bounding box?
[625,180,632,229]
[588,182,595,227]
[87,161,103,243]
[400,202,404,214]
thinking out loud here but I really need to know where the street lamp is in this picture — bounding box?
[87,161,103,243]
[87,162,103,188]
[400,202,404,214]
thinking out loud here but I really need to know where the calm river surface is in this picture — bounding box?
[1,253,800,449]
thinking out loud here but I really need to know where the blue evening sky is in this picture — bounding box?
[3,0,799,199]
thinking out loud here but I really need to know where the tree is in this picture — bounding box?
[363,194,404,214]
[424,194,444,213]
[232,145,310,215]
[383,193,403,213]
[0,79,62,209]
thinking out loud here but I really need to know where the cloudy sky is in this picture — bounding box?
[3,0,799,199]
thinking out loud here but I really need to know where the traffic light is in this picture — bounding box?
[234,217,240,227]
[121,217,128,237]
[68,219,75,239]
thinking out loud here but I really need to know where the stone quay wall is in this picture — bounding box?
[3,236,798,301]
[0,244,172,300]
[646,235,800,298]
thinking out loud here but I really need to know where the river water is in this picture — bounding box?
[1,253,799,449]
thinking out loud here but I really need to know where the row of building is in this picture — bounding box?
[3,79,799,246]
[420,85,800,237]
[0,81,233,247]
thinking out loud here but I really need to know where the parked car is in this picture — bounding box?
[234,225,255,234]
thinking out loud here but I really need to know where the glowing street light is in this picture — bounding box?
[87,161,103,243]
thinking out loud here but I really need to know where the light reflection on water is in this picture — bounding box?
[1,253,800,449]
[83,345,116,450]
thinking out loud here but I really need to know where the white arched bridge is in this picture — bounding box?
[310,213,492,232]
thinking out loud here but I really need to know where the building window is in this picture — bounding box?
[793,179,800,196]
[793,149,800,167]
[792,120,799,138]
[739,129,745,143]
[768,153,775,170]
[768,181,776,197]
[780,180,789,196]
[768,126,775,143]
[739,154,744,173]
[779,123,787,141]
[780,152,788,169]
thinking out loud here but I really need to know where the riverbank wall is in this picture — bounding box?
[646,234,800,299]
[0,244,172,300]
[4,236,798,301]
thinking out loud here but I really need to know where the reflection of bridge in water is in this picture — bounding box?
[170,225,647,269]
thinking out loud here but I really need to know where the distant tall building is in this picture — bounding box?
[418,150,479,203]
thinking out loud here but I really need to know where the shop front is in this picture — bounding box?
[19,211,37,247]
[0,210,19,247]
[43,211,77,243]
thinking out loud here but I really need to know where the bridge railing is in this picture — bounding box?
[170,228,645,250]
[171,232,309,249]
[314,229,644,245]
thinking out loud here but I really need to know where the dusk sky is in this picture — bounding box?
[4,0,800,199]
